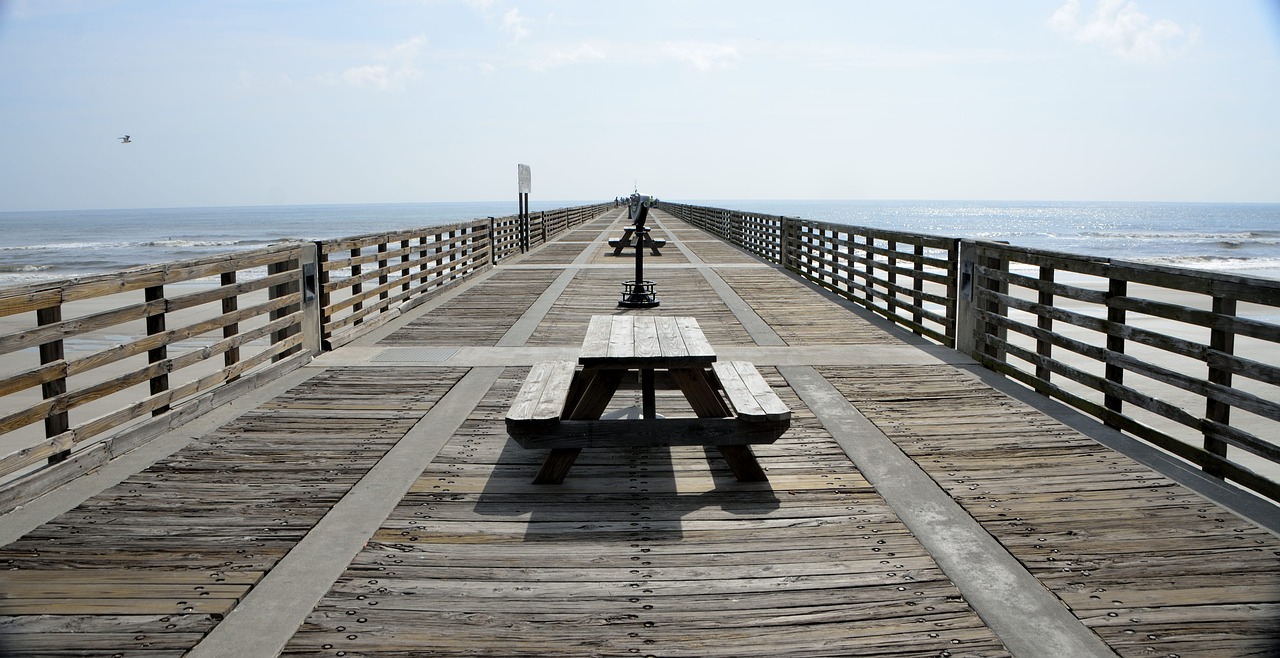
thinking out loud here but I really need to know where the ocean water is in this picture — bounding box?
[0,201,566,286]
[701,200,1280,279]
[1,200,1278,286]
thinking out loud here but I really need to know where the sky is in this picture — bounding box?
[0,0,1278,211]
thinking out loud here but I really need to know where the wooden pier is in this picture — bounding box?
[1,208,1278,656]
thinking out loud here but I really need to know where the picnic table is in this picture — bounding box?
[506,315,790,484]
[609,226,665,255]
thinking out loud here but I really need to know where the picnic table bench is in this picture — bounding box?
[505,315,790,484]
[609,226,666,255]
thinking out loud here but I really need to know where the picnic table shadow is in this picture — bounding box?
[473,405,782,543]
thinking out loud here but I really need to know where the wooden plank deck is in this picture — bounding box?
[1,208,1277,656]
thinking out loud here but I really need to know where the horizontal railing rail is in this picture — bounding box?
[0,201,611,511]
[664,200,1279,503]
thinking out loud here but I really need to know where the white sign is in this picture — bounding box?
[517,164,531,194]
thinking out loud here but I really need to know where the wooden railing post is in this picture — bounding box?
[955,241,1006,361]
[781,217,798,272]
[300,242,322,355]
[1103,277,1127,426]
[221,271,241,381]
[400,239,411,293]
[945,239,961,347]
[145,285,170,416]
[316,242,332,349]
[887,239,899,318]
[864,236,876,305]
[378,241,390,303]
[1205,295,1236,477]
[449,229,459,281]
[488,217,496,266]
[1036,266,1055,383]
[955,241,979,357]
[434,230,445,282]
[349,247,363,325]
[912,244,925,336]
[37,303,70,463]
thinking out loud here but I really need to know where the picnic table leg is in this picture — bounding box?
[534,449,580,484]
[532,369,624,484]
[670,368,731,417]
[672,368,768,482]
[715,445,768,481]
[641,368,656,419]
[612,229,635,255]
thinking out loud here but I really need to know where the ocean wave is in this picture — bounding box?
[1078,230,1280,243]
[136,238,270,248]
[1002,255,1280,279]
[1133,255,1280,272]
[0,264,54,273]
[1,237,282,252]
[0,241,129,252]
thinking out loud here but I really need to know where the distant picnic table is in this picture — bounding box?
[609,225,665,256]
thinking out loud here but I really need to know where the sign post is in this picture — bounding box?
[517,164,531,252]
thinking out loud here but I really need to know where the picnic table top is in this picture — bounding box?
[578,315,716,369]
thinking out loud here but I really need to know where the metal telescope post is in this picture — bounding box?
[618,195,659,308]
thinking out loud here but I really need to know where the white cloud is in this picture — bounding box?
[501,7,531,42]
[338,35,427,91]
[1051,0,1199,62]
[661,42,740,71]
[527,42,606,72]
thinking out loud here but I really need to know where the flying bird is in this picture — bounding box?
[119,135,131,143]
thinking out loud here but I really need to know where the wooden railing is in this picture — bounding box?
[0,245,316,508]
[317,221,491,350]
[663,202,959,347]
[664,201,1279,502]
[528,203,614,250]
[666,203,786,264]
[958,241,1280,501]
[0,202,612,509]
[490,214,523,262]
